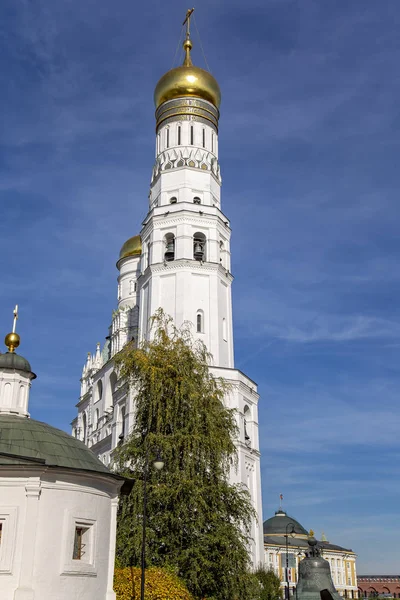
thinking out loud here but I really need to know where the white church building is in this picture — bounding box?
[72,21,264,566]
[0,314,127,599]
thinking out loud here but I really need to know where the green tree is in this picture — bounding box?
[253,568,282,600]
[113,310,255,600]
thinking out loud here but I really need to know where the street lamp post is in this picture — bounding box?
[285,522,295,600]
[140,450,164,600]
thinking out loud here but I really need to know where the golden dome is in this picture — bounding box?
[5,332,20,353]
[154,38,221,110]
[118,235,142,262]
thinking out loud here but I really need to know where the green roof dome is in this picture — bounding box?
[0,415,112,475]
[0,352,35,378]
[263,510,308,537]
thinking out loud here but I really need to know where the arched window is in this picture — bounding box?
[202,128,205,148]
[93,408,99,430]
[169,196,177,204]
[164,233,175,262]
[177,159,184,167]
[177,125,181,145]
[18,385,25,408]
[119,405,126,444]
[193,232,206,261]
[190,125,194,145]
[193,196,201,204]
[82,412,87,444]
[110,372,118,396]
[95,380,103,402]
[196,310,204,333]
[244,405,251,444]
[166,128,169,148]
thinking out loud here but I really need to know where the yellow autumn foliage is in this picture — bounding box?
[114,566,195,600]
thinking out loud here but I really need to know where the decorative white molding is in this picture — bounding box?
[151,148,221,183]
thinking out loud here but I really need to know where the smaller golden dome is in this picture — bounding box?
[5,332,20,353]
[119,235,142,261]
[154,34,221,110]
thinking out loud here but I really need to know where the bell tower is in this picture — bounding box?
[139,15,233,369]
[73,11,264,568]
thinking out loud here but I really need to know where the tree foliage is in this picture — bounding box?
[114,567,193,600]
[253,567,282,600]
[114,310,255,600]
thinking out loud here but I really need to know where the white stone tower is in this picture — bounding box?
[72,16,264,566]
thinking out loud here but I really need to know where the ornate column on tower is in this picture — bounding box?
[72,13,264,567]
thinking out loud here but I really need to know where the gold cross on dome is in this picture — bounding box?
[183,8,195,37]
[12,304,18,333]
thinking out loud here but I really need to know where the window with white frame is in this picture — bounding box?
[0,508,17,573]
[61,515,97,575]
[196,310,204,333]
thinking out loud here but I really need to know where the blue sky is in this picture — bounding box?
[1,0,399,573]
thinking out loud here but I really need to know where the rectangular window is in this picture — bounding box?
[211,133,214,153]
[178,126,181,145]
[0,509,17,573]
[190,125,194,145]
[202,128,205,147]
[73,526,88,560]
[166,129,169,148]
[61,516,96,575]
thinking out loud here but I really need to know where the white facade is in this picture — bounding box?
[72,55,264,566]
[0,468,120,600]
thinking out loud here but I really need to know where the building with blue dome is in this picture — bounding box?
[263,508,358,599]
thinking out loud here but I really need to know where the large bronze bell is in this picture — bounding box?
[296,538,342,600]
[193,242,204,261]
[165,240,175,261]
